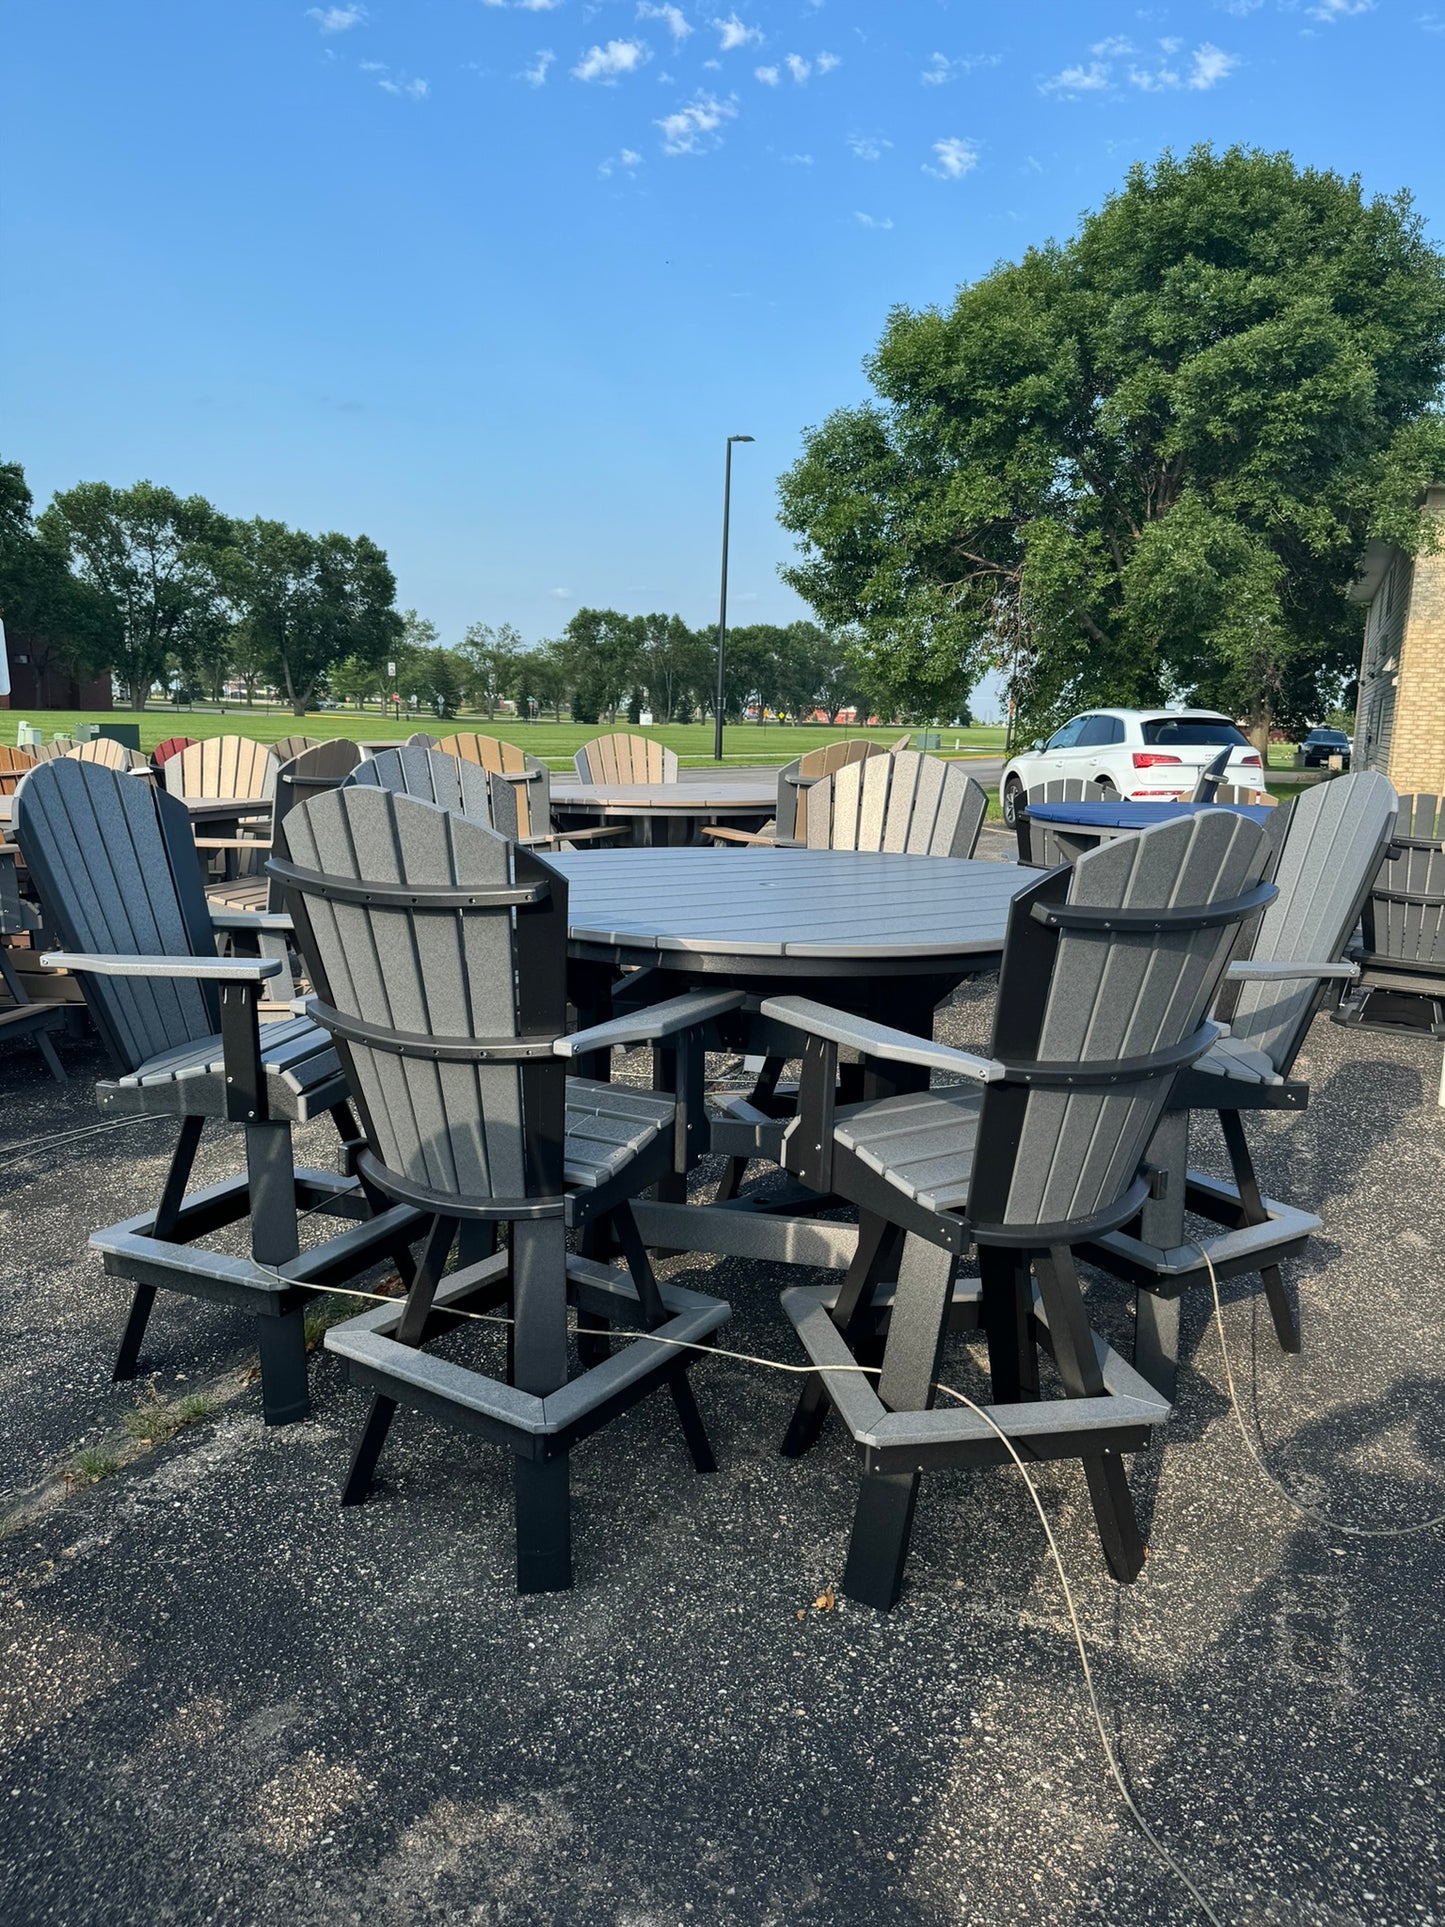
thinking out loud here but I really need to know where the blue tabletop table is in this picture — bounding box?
[1024,799,1275,830]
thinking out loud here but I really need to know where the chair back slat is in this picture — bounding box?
[805,753,987,859]
[269,741,363,906]
[14,760,219,1071]
[573,733,678,785]
[1224,771,1396,1074]
[271,734,320,765]
[67,737,147,771]
[0,745,37,797]
[436,733,551,839]
[775,740,880,840]
[347,746,528,846]
[151,736,196,768]
[275,787,566,1206]
[972,812,1271,1234]
[165,735,279,803]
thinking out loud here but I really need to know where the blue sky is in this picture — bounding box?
[4,0,1440,717]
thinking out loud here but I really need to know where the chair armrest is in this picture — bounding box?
[209,910,295,934]
[759,995,1005,1082]
[699,825,777,846]
[193,835,273,850]
[1225,960,1360,982]
[555,989,745,1058]
[41,950,282,984]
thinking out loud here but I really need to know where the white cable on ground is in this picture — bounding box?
[1198,1245,1445,1540]
[0,1114,165,1175]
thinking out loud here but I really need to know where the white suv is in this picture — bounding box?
[1000,708,1264,825]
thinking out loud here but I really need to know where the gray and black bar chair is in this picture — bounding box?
[272,782,737,1593]
[1334,792,1445,1037]
[763,809,1275,1611]
[14,757,423,1423]
[1013,778,1106,866]
[1083,771,1397,1394]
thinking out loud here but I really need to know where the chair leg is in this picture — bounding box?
[667,1368,717,1473]
[256,1308,309,1426]
[841,1469,920,1611]
[112,1286,157,1382]
[980,1247,1038,1402]
[1082,1453,1147,1583]
[1219,1109,1300,1355]
[35,1025,67,1083]
[1133,1289,1180,1402]
[780,1211,898,1460]
[340,1393,399,1506]
[515,1452,572,1593]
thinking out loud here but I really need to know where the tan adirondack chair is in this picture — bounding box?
[435,733,623,848]
[164,736,279,880]
[573,733,678,784]
[66,737,149,772]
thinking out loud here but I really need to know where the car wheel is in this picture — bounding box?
[1002,776,1024,826]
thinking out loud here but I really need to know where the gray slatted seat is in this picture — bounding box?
[762,809,1276,1612]
[1336,792,1445,1036]
[13,756,422,1425]
[272,782,737,1595]
[1085,770,1398,1397]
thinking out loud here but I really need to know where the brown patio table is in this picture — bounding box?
[550,776,776,846]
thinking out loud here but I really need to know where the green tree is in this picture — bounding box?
[39,479,230,708]
[513,640,570,721]
[778,145,1445,747]
[458,621,524,719]
[559,609,643,724]
[0,458,119,702]
[637,613,710,723]
[222,520,402,716]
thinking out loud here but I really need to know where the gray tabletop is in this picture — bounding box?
[551,779,776,816]
[547,847,1028,968]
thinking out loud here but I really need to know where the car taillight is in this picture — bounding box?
[1132,752,1183,768]
[1239,753,1262,768]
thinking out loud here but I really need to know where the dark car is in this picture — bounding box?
[1300,727,1352,769]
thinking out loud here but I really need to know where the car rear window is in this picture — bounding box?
[1140,716,1249,747]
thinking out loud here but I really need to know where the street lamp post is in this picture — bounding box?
[714,434,754,762]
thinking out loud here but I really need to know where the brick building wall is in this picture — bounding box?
[1352,489,1445,796]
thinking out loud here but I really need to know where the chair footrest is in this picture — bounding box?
[325,1255,730,1457]
[781,1284,1167,1475]
[1082,1174,1318,1292]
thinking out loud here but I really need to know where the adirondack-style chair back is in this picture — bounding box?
[29,738,72,763]
[1361,791,1445,975]
[404,731,441,750]
[969,811,1274,1236]
[775,739,884,842]
[67,736,147,772]
[345,746,495,824]
[151,735,196,769]
[573,733,678,784]
[804,751,987,859]
[164,735,279,803]
[1214,771,1397,1076]
[267,741,364,905]
[435,732,552,840]
[0,745,37,797]
[1020,778,1105,867]
[13,759,219,1073]
[271,785,568,1209]
[271,734,320,765]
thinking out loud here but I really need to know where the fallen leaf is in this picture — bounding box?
[795,1609,805,1623]
[813,1585,836,1612]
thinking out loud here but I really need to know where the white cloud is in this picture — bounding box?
[1217,0,1263,11]
[638,2,691,40]
[754,63,778,82]
[782,152,814,164]
[925,135,979,180]
[1308,0,1373,16]
[520,48,554,85]
[920,50,999,84]
[548,587,572,601]
[816,50,839,72]
[1128,60,1179,89]
[516,0,561,10]
[573,37,649,80]
[1040,60,1110,95]
[1091,34,1133,55]
[1187,42,1236,85]
[713,12,761,49]
[379,74,428,97]
[598,147,644,176]
[359,58,386,71]
[1160,36,1183,54]
[656,89,736,152]
[855,211,894,229]
[306,4,365,30]
[847,131,891,161]
[784,52,810,80]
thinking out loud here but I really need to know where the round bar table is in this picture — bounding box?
[1019,797,1275,865]
[546,845,1030,1270]
[550,777,776,847]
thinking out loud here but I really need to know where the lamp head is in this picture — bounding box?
[729,434,755,444]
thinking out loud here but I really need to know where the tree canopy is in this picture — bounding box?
[777,145,1445,741]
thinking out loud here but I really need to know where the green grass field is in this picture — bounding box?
[1,707,1009,768]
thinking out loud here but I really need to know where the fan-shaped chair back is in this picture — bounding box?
[345,746,495,823]
[436,732,552,840]
[272,784,567,1209]
[164,735,278,802]
[67,736,147,772]
[973,810,1273,1236]
[775,739,886,842]
[152,736,197,769]
[573,733,678,784]
[13,759,218,1073]
[804,752,987,859]
[271,734,320,764]
[0,744,37,797]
